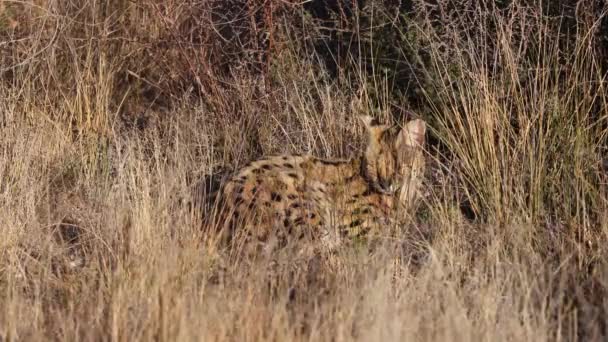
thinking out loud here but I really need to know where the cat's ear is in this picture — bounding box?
[395,119,426,149]
[358,115,374,129]
[359,115,390,140]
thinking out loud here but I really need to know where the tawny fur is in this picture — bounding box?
[207,116,426,253]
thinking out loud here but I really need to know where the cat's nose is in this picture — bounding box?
[380,179,393,192]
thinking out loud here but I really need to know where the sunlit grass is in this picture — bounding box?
[0,1,606,341]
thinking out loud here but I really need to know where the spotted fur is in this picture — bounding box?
[207,116,426,253]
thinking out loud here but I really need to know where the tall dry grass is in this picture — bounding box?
[1,0,607,341]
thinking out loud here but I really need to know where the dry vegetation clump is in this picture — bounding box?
[1,0,607,341]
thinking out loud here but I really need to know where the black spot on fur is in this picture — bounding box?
[261,164,272,170]
[287,194,298,200]
[352,207,371,215]
[235,187,244,194]
[283,163,294,168]
[283,218,291,227]
[251,186,258,194]
[309,213,316,219]
[361,188,375,196]
[287,173,299,179]
[318,159,343,166]
[263,202,272,207]
[290,203,301,209]
[293,217,306,226]
[271,192,282,202]
[349,219,363,227]
[285,209,292,218]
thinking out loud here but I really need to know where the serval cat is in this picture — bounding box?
[205,116,426,255]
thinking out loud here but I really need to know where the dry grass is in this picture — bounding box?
[1,0,607,341]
